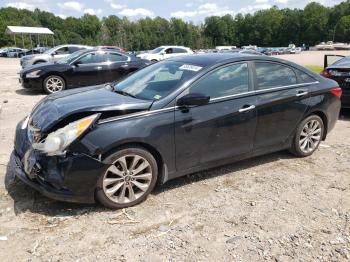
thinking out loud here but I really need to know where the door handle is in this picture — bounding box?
[296,90,308,97]
[239,105,255,113]
[95,66,103,70]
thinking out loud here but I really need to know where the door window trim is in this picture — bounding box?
[177,61,254,104]
[252,61,319,93]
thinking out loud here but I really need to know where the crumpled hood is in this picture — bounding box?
[30,85,152,132]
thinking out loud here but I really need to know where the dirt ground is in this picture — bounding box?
[0,54,349,261]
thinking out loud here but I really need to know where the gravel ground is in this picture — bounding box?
[0,55,349,261]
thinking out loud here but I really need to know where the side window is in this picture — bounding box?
[78,53,103,64]
[173,48,187,54]
[55,47,69,55]
[69,46,83,53]
[255,62,297,90]
[295,69,316,83]
[165,48,173,54]
[106,52,128,62]
[190,63,249,99]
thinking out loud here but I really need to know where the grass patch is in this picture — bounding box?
[306,65,323,73]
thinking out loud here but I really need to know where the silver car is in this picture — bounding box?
[20,44,91,68]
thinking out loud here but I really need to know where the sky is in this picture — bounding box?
[0,0,345,22]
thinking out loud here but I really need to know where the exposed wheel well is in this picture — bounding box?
[307,111,328,140]
[34,60,46,64]
[102,142,165,183]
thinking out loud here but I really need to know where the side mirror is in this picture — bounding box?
[73,60,81,67]
[51,51,57,56]
[177,93,210,107]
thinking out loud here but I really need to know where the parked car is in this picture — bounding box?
[96,46,125,53]
[20,44,91,68]
[321,54,350,108]
[19,49,150,94]
[11,54,341,208]
[23,47,50,56]
[222,48,265,56]
[0,47,28,57]
[136,46,193,62]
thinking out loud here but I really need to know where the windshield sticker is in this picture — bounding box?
[179,64,202,72]
[154,94,162,100]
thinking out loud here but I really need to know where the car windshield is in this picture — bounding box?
[113,61,204,101]
[56,50,87,64]
[150,47,164,54]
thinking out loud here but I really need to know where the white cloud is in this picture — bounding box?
[118,8,154,17]
[6,2,35,11]
[171,2,235,19]
[256,0,270,3]
[185,2,194,8]
[170,11,198,18]
[275,0,289,3]
[58,14,67,19]
[57,1,84,12]
[84,8,102,15]
[104,0,126,9]
[240,4,272,13]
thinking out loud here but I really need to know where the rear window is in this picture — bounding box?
[295,69,316,83]
[255,62,297,90]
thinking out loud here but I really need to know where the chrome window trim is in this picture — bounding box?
[209,81,319,103]
[254,81,319,94]
[98,81,319,124]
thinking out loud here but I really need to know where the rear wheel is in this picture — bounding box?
[96,147,158,209]
[43,75,66,94]
[289,115,324,157]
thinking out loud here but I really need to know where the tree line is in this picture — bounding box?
[0,1,350,50]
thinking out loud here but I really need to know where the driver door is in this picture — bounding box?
[70,52,105,87]
[174,62,257,171]
[52,46,70,62]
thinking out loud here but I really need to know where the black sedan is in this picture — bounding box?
[11,54,341,208]
[321,54,350,108]
[19,49,150,94]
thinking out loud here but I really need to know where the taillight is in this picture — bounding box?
[330,87,342,98]
[320,69,331,78]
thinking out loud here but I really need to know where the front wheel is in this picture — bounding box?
[289,115,324,157]
[43,75,66,94]
[96,147,158,209]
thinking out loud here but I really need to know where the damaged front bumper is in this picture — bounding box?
[11,120,109,204]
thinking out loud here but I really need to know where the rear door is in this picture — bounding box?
[253,61,315,150]
[104,52,130,82]
[175,62,257,171]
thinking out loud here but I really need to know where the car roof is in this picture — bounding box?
[76,48,128,56]
[168,53,288,67]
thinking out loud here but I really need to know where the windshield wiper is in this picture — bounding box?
[114,89,137,98]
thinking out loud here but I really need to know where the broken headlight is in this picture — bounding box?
[33,114,99,156]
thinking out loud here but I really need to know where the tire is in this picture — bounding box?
[289,115,324,157]
[96,146,158,209]
[43,75,66,94]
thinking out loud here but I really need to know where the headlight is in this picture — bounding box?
[26,70,41,78]
[33,114,99,155]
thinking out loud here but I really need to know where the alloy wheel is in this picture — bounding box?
[299,119,322,154]
[102,154,153,204]
[46,77,64,93]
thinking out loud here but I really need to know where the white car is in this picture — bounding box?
[136,46,193,62]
